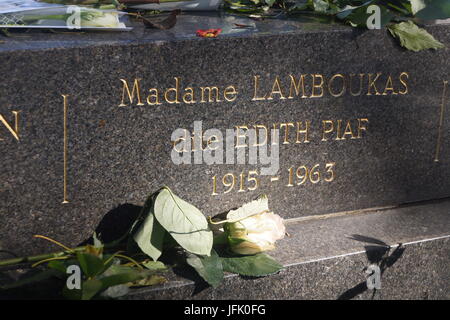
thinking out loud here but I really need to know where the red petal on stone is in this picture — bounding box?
[196,28,222,38]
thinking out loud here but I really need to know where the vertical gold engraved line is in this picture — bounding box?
[434,81,448,162]
[62,94,69,204]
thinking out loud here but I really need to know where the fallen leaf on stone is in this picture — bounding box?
[388,21,445,52]
[119,0,160,3]
[249,14,263,21]
[234,23,253,29]
[142,9,181,30]
[196,28,222,38]
[128,275,167,287]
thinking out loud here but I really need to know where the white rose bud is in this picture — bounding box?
[225,211,285,255]
[81,10,125,28]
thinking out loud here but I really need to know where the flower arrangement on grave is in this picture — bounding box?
[0,1,448,51]
[222,0,449,52]
[0,188,286,300]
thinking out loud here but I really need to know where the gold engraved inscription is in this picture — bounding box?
[173,118,369,152]
[434,80,448,162]
[212,163,335,196]
[119,78,238,107]
[120,72,409,107]
[62,94,69,204]
[321,118,369,141]
[0,110,21,141]
[252,72,409,102]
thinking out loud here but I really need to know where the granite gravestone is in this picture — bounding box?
[0,13,449,256]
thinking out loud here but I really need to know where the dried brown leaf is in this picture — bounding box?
[142,9,181,30]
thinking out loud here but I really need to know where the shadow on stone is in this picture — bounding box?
[171,263,210,296]
[347,235,388,247]
[337,281,368,300]
[0,268,64,300]
[78,202,214,297]
[337,234,405,300]
[80,203,143,245]
[364,245,390,264]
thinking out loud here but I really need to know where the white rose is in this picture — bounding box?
[225,211,285,255]
[80,10,125,28]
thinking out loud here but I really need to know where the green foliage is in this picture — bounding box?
[186,250,224,288]
[336,3,395,28]
[62,264,157,300]
[221,253,283,276]
[388,20,445,52]
[47,260,68,274]
[154,187,213,256]
[133,187,214,260]
[125,188,283,290]
[79,279,103,300]
[414,0,450,20]
[76,252,106,278]
[186,250,284,287]
[224,0,447,51]
[133,195,166,262]
[409,0,426,15]
[142,260,167,271]
[0,188,284,297]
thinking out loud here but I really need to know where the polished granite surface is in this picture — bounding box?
[2,12,448,51]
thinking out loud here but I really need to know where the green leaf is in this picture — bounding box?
[98,271,147,289]
[313,0,329,13]
[221,253,283,277]
[186,250,224,288]
[153,187,213,256]
[227,237,247,247]
[388,21,445,52]
[415,0,450,20]
[81,279,103,300]
[76,253,105,278]
[288,0,310,12]
[129,275,167,287]
[101,254,117,272]
[100,261,166,287]
[212,232,228,245]
[47,260,68,274]
[226,194,268,222]
[264,0,275,7]
[133,195,166,261]
[76,266,154,300]
[336,4,363,20]
[409,0,426,15]
[83,270,147,300]
[382,0,411,15]
[100,284,129,299]
[103,264,145,277]
[62,286,82,300]
[338,4,395,28]
[142,260,167,271]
